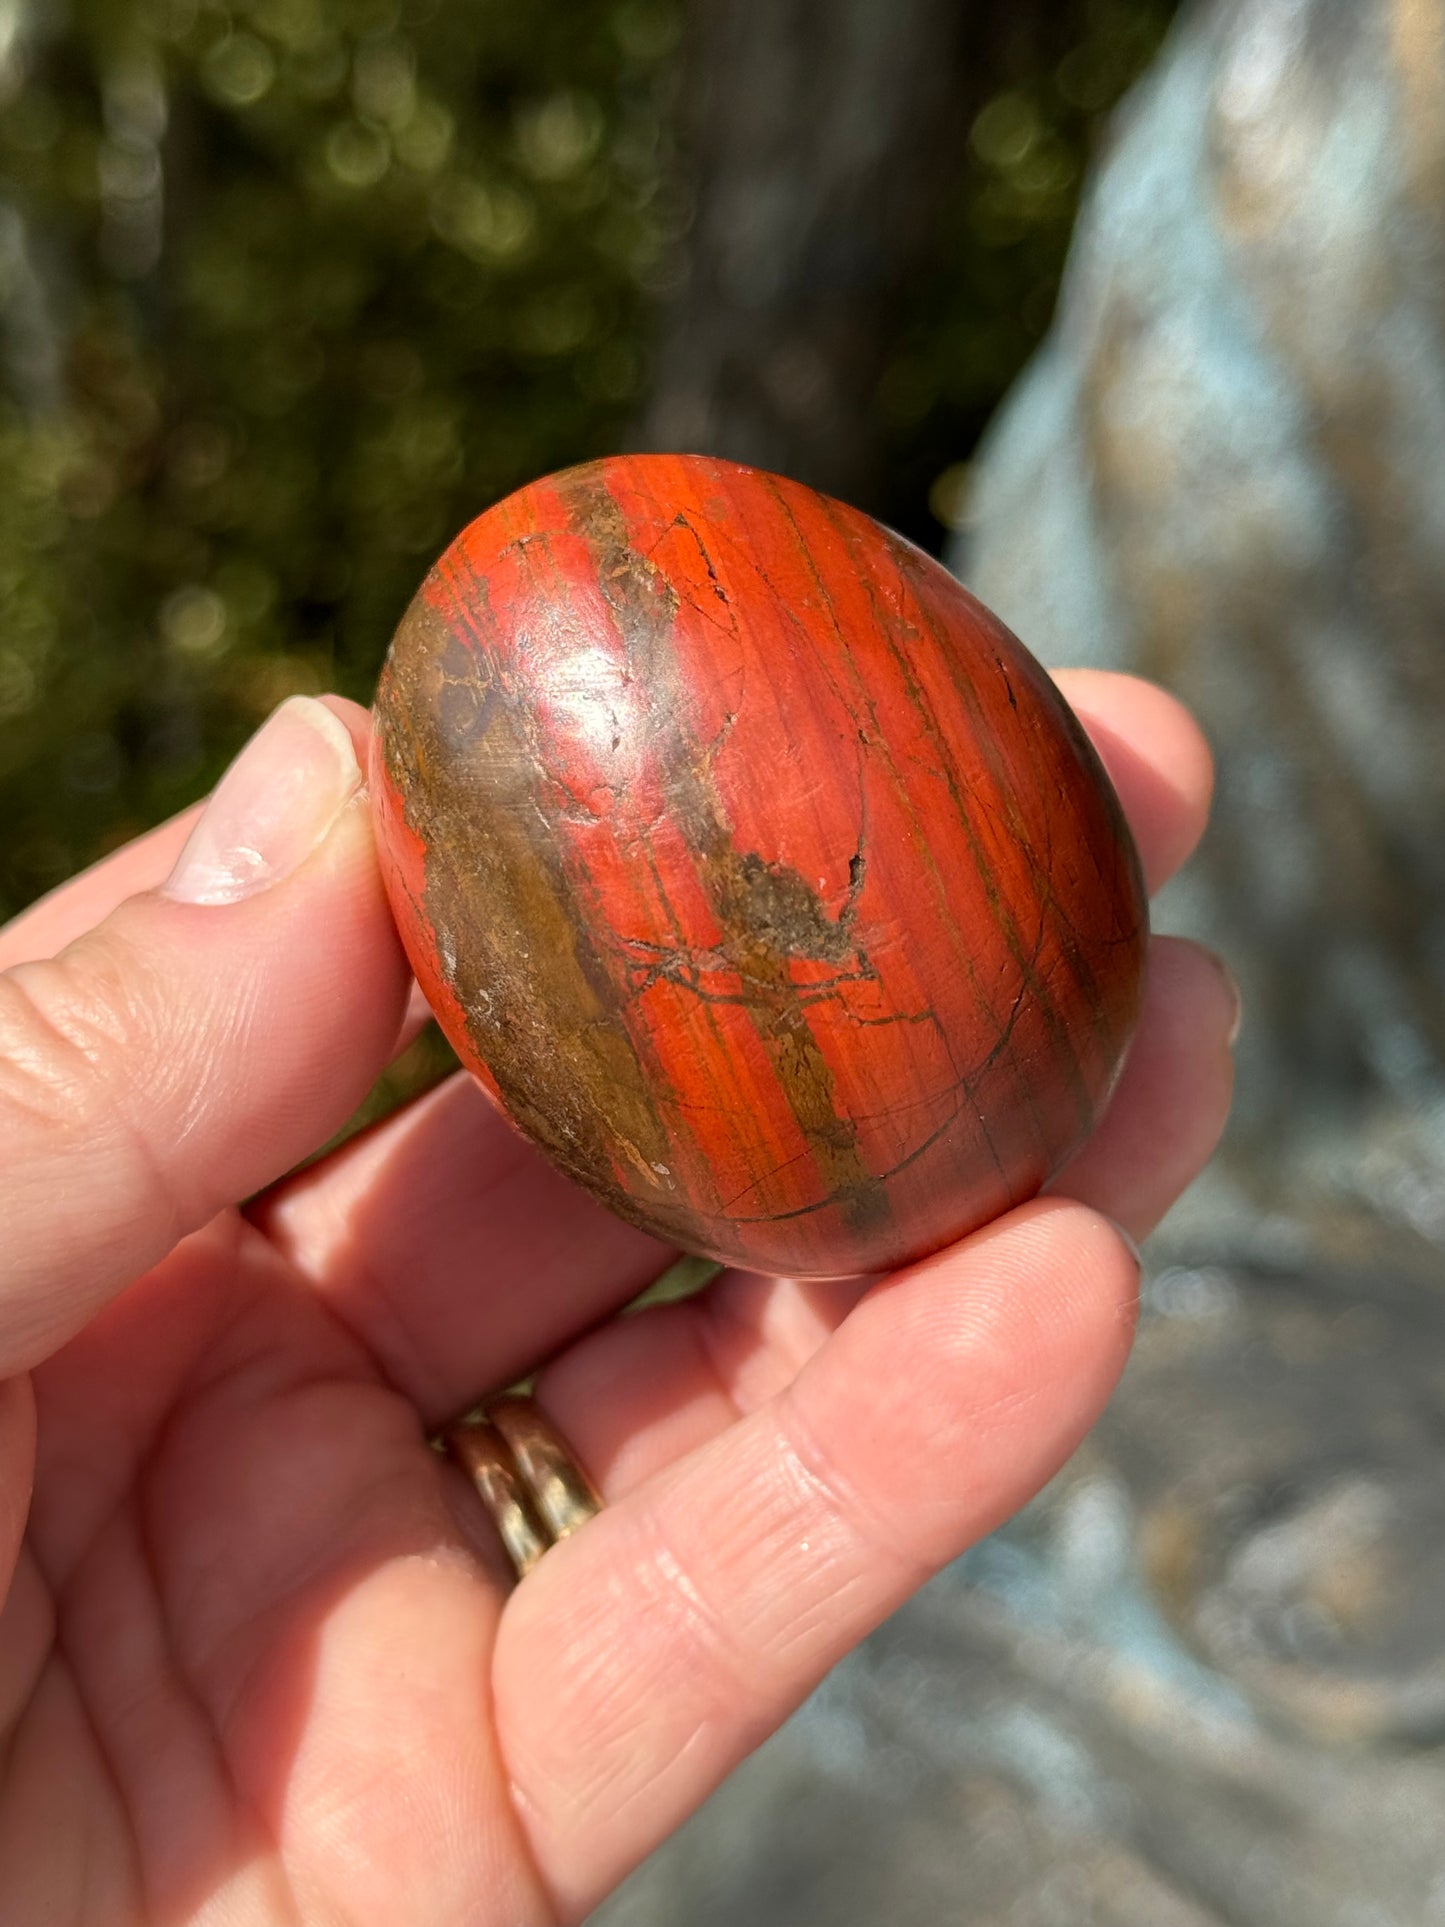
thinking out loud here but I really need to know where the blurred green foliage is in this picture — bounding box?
[0,0,684,918]
[0,0,1172,926]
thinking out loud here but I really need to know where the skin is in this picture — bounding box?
[0,671,1230,1925]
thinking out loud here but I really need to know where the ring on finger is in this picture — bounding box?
[445,1395,602,1579]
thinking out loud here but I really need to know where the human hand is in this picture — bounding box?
[0,675,1231,1923]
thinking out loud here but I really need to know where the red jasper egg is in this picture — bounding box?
[370,453,1147,1278]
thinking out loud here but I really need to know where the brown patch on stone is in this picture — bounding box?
[377,581,690,1239]
[557,469,890,1236]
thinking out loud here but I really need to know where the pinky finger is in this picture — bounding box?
[491,1198,1138,1921]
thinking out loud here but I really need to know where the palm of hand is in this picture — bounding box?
[0,677,1233,1925]
[15,1207,550,1923]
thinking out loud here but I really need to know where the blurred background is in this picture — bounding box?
[8,0,1445,1921]
[0,0,1172,922]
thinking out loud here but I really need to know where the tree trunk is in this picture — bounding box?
[0,0,62,414]
[637,0,1082,511]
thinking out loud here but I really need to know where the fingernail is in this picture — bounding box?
[162,698,362,906]
[1102,1214,1143,1273]
[1204,946,1243,1048]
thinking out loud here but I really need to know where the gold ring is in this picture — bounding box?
[445,1396,602,1579]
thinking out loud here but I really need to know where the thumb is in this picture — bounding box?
[0,696,411,1373]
